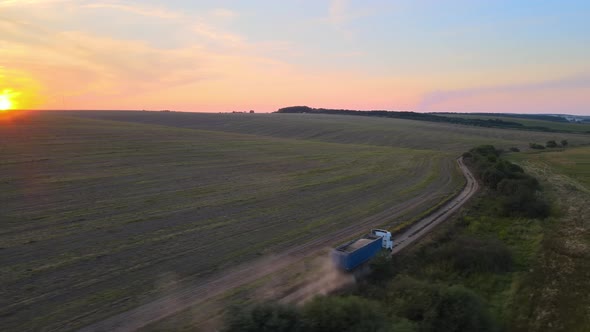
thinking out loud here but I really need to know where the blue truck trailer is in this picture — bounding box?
[332,229,393,271]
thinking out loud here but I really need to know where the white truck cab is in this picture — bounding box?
[371,229,393,251]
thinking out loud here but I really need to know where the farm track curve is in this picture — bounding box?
[78,157,478,332]
[390,157,478,254]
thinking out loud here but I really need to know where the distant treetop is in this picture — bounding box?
[275,106,533,130]
[276,106,313,113]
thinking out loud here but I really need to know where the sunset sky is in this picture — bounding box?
[1,0,589,114]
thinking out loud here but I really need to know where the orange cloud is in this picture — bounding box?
[0,1,423,112]
[1,18,421,111]
[81,3,180,19]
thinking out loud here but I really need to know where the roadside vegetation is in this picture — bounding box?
[463,145,550,219]
[223,145,556,331]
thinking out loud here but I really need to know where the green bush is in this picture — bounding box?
[546,140,558,148]
[481,167,506,190]
[301,296,390,332]
[529,143,545,150]
[471,145,499,158]
[368,252,396,284]
[465,144,549,219]
[467,146,529,190]
[384,276,442,323]
[424,286,499,332]
[433,236,514,275]
[495,160,524,174]
[391,319,418,332]
[496,177,539,196]
[225,297,397,332]
[384,277,498,332]
[501,191,550,219]
[223,303,301,332]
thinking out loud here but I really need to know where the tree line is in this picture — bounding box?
[275,106,565,133]
[529,139,568,149]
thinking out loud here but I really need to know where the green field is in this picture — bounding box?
[443,113,590,134]
[507,147,590,331]
[1,111,589,331]
[511,146,590,188]
[70,111,590,151]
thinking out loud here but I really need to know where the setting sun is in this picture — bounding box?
[0,94,12,111]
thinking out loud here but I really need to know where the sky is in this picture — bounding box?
[1,0,589,114]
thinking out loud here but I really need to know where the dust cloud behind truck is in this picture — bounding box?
[332,229,393,271]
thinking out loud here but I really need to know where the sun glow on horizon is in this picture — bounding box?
[0,2,589,114]
[0,94,12,111]
[0,89,25,111]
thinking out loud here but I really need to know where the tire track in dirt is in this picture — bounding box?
[390,157,478,254]
[79,157,475,332]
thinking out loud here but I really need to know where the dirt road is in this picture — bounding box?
[79,158,478,332]
[391,157,478,254]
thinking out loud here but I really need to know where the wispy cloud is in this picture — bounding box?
[192,22,246,49]
[82,2,180,19]
[323,0,379,30]
[0,2,304,110]
[418,74,590,113]
[327,0,350,26]
[78,2,245,50]
[4,0,586,113]
[0,0,72,5]
[316,0,383,41]
[209,8,239,20]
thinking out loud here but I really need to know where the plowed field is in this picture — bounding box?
[2,111,589,331]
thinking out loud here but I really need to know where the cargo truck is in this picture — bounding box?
[332,229,393,271]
